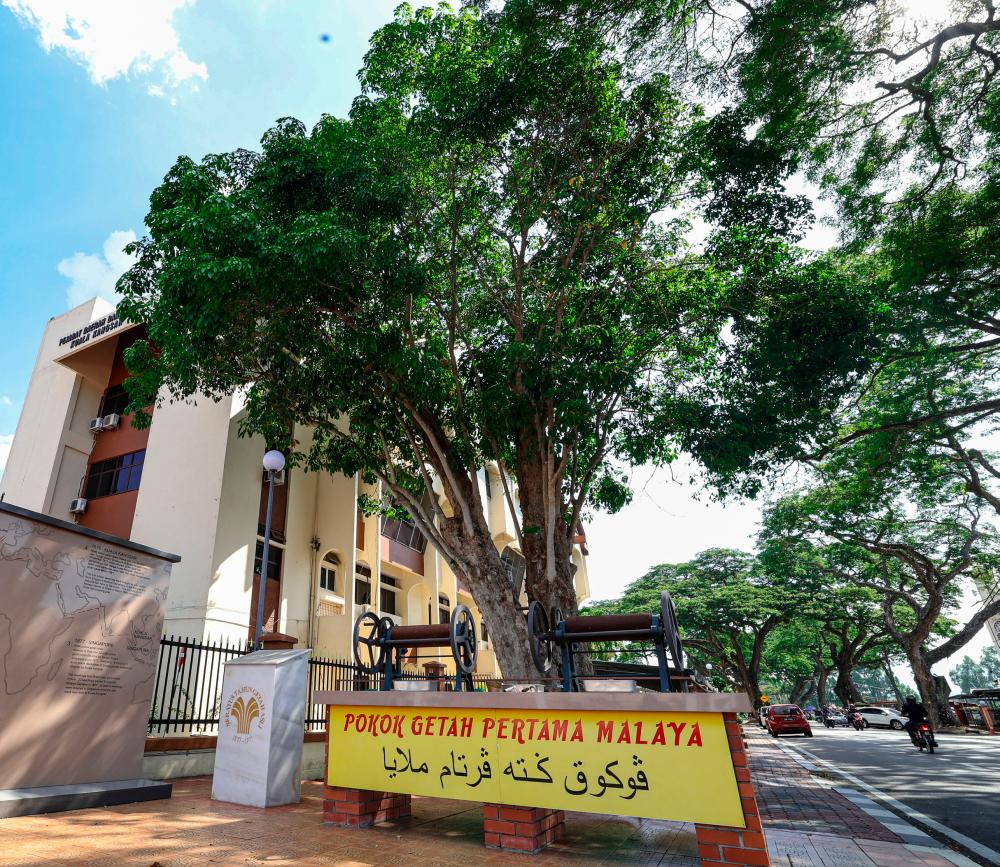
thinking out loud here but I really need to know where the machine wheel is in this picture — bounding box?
[527,601,552,674]
[660,590,684,668]
[890,719,903,730]
[450,604,478,675]
[550,606,564,632]
[352,610,387,675]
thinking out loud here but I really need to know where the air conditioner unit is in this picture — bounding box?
[69,498,88,514]
[101,413,121,430]
[89,417,104,433]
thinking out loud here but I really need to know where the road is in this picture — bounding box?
[777,725,1000,854]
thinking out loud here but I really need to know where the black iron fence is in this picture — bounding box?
[148,634,251,736]
[148,634,498,737]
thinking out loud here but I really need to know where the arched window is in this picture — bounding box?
[500,546,526,597]
[319,551,339,594]
[438,593,451,625]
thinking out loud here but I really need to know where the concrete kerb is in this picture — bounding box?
[776,739,1000,867]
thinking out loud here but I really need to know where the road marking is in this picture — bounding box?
[780,740,1000,866]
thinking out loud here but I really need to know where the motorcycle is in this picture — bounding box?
[912,723,936,753]
[850,711,867,731]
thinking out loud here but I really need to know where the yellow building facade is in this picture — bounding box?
[1,297,592,678]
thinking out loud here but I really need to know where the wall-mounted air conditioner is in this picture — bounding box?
[69,498,88,514]
[101,413,121,430]
[89,417,104,433]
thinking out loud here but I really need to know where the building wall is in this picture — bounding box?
[204,410,263,645]
[132,392,234,641]
[0,298,116,517]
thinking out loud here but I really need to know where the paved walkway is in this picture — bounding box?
[745,731,900,842]
[0,730,971,867]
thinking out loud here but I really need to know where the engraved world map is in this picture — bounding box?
[0,509,174,789]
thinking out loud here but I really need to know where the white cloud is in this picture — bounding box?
[2,0,207,95]
[58,229,137,309]
[0,396,12,407]
[0,434,13,479]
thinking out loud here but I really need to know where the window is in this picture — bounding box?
[355,564,372,605]
[500,546,526,595]
[254,539,283,582]
[381,511,428,553]
[380,575,398,615]
[84,449,145,500]
[319,552,338,593]
[481,619,489,643]
[483,470,492,499]
[438,593,450,625]
[99,383,131,417]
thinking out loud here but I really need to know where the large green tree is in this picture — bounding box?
[706,0,1000,482]
[538,1,1000,489]
[118,3,870,675]
[764,442,1000,724]
[599,548,817,708]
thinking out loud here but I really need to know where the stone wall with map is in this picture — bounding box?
[0,502,177,790]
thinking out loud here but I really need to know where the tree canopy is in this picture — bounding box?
[118,1,877,676]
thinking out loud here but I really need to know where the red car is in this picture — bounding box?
[764,704,813,737]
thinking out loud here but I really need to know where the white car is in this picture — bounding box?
[856,706,905,730]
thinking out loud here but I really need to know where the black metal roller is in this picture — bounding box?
[527,601,552,674]
[352,610,387,675]
[550,606,564,630]
[450,604,478,675]
[660,590,684,668]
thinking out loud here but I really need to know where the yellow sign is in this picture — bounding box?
[327,705,744,826]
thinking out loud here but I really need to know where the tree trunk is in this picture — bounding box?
[904,643,946,729]
[515,439,592,677]
[816,667,830,706]
[745,670,763,712]
[932,674,956,726]
[830,644,864,705]
[790,677,814,707]
[833,666,864,705]
[881,652,904,706]
[438,515,536,681]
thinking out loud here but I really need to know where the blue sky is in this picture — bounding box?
[0,0,399,457]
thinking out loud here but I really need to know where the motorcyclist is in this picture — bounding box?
[900,696,931,745]
[847,704,864,729]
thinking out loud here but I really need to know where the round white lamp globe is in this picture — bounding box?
[262,449,286,473]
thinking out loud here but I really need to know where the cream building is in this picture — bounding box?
[1,298,592,677]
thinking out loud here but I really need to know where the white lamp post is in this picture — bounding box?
[254,449,286,649]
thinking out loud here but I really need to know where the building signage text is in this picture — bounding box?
[59,311,123,349]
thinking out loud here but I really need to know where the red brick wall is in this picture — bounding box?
[694,713,769,866]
